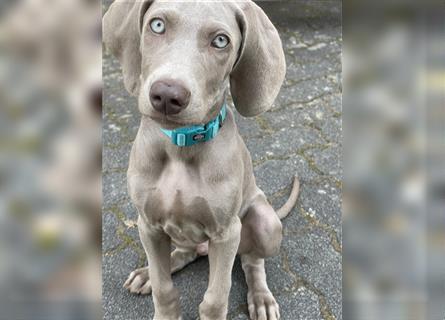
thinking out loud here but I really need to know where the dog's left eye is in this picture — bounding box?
[150,18,165,34]
[211,34,229,49]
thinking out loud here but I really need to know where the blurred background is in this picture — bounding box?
[0,0,101,319]
[343,1,444,320]
[0,1,443,320]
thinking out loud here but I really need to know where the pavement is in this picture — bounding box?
[103,1,342,319]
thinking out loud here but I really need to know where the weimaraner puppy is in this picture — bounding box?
[103,1,299,319]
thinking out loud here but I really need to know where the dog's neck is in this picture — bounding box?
[139,106,237,163]
[159,104,226,147]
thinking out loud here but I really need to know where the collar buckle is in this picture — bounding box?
[161,103,227,147]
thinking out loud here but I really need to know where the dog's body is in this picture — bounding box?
[104,1,299,319]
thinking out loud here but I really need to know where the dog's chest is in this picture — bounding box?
[134,159,240,247]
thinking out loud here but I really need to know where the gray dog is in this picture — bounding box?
[103,1,299,319]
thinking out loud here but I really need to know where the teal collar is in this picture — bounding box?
[160,104,227,147]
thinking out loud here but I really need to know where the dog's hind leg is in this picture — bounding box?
[124,246,206,295]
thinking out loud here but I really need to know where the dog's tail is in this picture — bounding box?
[276,175,300,219]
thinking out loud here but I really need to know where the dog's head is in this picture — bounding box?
[103,0,285,128]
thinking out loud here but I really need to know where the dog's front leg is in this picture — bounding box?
[138,218,182,320]
[199,218,241,320]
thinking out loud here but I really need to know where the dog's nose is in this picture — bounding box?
[149,80,190,115]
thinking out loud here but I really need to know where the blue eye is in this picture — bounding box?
[150,18,165,34]
[211,34,229,49]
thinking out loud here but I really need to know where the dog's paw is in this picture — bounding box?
[123,267,152,295]
[247,289,280,320]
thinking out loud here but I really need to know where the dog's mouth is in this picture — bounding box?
[147,101,223,130]
[148,112,199,130]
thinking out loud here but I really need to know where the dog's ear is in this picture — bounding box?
[103,0,152,96]
[230,1,286,117]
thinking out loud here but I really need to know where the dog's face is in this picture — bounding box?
[139,1,242,128]
[103,0,286,126]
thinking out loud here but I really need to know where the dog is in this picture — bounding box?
[103,1,299,319]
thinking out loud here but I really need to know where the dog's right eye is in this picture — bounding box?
[150,18,165,34]
[211,34,230,49]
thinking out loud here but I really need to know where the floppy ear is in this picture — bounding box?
[230,1,286,117]
[103,0,152,96]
